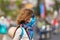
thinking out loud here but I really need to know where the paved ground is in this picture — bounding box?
[50,34,60,40]
[50,28,60,40]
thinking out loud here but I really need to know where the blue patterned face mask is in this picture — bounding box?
[25,16,36,28]
[21,14,36,29]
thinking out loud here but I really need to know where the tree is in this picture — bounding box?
[53,0,60,10]
[0,0,21,20]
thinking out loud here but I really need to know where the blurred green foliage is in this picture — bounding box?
[0,0,21,20]
[53,0,60,10]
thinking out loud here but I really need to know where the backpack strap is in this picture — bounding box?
[13,25,20,38]
[19,27,30,40]
[20,27,24,39]
[21,25,31,40]
[24,28,32,40]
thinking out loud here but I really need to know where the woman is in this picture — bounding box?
[13,8,34,40]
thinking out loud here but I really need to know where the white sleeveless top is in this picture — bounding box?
[13,27,29,40]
